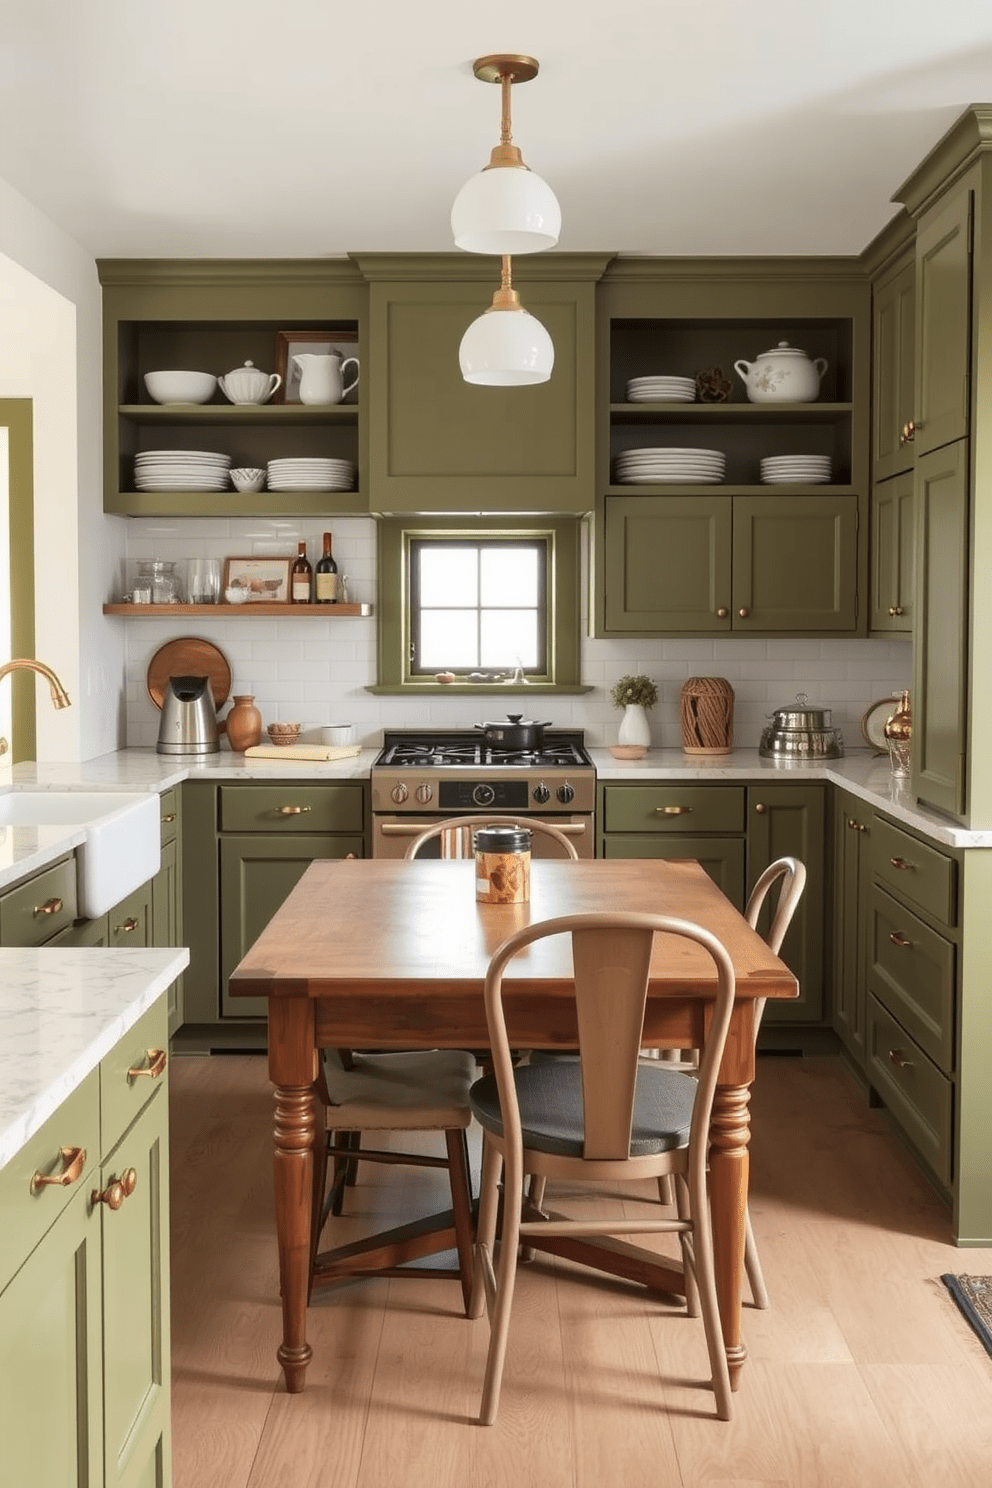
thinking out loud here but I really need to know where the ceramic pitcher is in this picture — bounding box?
[292,351,360,405]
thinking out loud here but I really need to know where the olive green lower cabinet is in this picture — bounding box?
[152,789,183,1038]
[0,998,172,1488]
[597,779,825,1029]
[603,494,859,636]
[831,790,873,1066]
[180,779,367,1044]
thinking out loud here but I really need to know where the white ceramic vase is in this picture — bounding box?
[618,703,651,748]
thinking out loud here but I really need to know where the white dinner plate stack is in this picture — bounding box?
[759,454,832,484]
[625,375,696,403]
[615,446,726,484]
[266,457,356,492]
[134,449,231,491]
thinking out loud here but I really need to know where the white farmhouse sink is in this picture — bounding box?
[0,791,161,919]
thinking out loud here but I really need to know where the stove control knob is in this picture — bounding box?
[533,782,551,805]
[390,782,409,805]
[472,783,496,807]
[415,782,433,805]
[557,782,575,805]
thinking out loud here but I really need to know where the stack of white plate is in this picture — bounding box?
[759,455,832,484]
[615,447,726,484]
[266,457,356,492]
[134,450,231,491]
[626,375,696,403]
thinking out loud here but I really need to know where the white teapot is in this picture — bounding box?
[218,360,282,405]
[733,341,828,404]
[292,351,360,406]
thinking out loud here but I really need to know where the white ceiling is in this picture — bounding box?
[3,0,992,261]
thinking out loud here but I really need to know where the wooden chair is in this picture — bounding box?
[404,814,580,861]
[468,910,737,1425]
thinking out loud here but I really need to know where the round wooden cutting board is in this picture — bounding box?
[146,637,233,711]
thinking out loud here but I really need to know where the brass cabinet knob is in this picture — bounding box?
[888,605,904,617]
[114,916,139,935]
[716,607,729,618]
[899,419,916,445]
[858,823,868,833]
[34,897,64,917]
[92,1179,126,1211]
[31,1145,87,1192]
[127,1048,167,1081]
[847,818,857,829]
[161,812,176,823]
[738,607,749,618]
[754,803,766,814]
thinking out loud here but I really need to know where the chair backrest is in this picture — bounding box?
[744,856,806,1036]
[405,814,580,860]
[483,911,736,1163]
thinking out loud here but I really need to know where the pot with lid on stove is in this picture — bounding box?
[475,714,553,750]
[759,693,844,759]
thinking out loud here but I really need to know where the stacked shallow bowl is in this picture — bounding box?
[266,457,356,492]
[615,446,726,484]
[134,450,231,491]
[760,454,832,484]
[625,375,696,403]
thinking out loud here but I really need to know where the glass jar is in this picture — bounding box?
[474,826,532,904]
[138,560,181,604]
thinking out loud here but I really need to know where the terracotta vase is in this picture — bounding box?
[226,694,262,752]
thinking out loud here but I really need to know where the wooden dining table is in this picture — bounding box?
[229,855,798,1397]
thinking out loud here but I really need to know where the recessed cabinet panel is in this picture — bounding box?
[733,495,859,633]
[914,188,973,457]
[872,259,916,481]
[604,496,732,632]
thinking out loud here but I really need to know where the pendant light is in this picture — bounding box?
[451,54,561,256]
[458,255,555,386]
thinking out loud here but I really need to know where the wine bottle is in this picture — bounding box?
[291,540,312,604]
[315,531,339,603]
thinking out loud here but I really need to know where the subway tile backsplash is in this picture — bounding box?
[121,517,911,751]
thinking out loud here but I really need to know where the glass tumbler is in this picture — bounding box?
[187,558,221,604]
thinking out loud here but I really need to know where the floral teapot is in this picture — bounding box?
[218,359,282,405]
[292,350,360,406]
[733,341,828,404]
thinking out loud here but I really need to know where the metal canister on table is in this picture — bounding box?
[475,826,532,904]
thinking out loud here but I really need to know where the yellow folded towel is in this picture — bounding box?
[243,743,362,762]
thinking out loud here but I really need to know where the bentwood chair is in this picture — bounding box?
[468,911,737,1425]
[404,814,580,861]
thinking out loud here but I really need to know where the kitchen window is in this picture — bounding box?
[372,516,585,693]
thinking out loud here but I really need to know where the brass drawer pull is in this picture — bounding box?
[888,1048,913,1071]
[889,931,912,948]
[161,812,176,823]
[655,805,692,816]
[889,857,914,871]
[34,897,64,917]
[31,1145,87,1192]
[92,1168,137,1212]
[277,805,312,816]
[114,916,139,935]
[128,1048,167,1081]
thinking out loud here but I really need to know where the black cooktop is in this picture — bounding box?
[376,728,591,770]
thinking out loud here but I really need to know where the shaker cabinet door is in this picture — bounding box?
[870,471,914,634]
[603,495,733,632]
[732,496,859,633]
[872,258,916,482]
[914,187,973,458]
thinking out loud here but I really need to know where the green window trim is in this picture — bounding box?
[373,515,585,693]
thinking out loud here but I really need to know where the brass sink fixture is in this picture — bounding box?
[0,657,72,755]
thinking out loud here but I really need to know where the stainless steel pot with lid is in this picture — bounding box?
[759,693,844,759]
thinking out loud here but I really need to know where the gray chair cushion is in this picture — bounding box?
[324,1049,477,1130]
[469,1060,696,1158]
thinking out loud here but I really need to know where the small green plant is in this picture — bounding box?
[610,674,658,709]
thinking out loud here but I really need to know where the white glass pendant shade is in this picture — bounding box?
[451,165,561,255]
[459,301,555,386]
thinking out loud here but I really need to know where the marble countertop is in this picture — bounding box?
[0,946,189,1172]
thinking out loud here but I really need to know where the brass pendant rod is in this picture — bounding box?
[500,70,513,147]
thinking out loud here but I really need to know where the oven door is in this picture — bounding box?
[372,814,594,859]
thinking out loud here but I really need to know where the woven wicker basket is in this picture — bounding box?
[679,677,734,755]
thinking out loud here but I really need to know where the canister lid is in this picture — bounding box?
[474,826,532,854]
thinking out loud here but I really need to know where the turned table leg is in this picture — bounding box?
[708,1082,750,1391]
[274,1083,315,1391]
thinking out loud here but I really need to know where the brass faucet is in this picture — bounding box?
[0,658,72,756]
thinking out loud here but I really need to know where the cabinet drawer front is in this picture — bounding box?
[868,887,955,1072]
[872,816,956,926]
[0,1069,100,1291]
[219,783,364,834]
[867,994,952,1186]
[600,834,745,906]
[0,856,78,946]
[158,787,178,846]
[601,786,745,835]
[100,998,169,1152]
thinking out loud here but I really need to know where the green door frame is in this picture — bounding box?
[0,400,36,761]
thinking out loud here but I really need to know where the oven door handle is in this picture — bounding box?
[377,819,588,837]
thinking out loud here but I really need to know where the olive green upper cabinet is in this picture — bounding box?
[869,470,914,634]
[911,191,973,459]
[97,259,368,516]
[353,253,611,513]
[870,247,916,482]
[593,259,870,638]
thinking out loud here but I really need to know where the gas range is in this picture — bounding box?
[371,728,595,815]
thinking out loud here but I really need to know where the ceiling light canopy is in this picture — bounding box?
[459,256,555,386]
[451,54,561,256]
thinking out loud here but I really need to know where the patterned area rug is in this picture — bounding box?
[941,1274,992,1358]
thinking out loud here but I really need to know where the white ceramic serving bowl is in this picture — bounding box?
[320,724,356,746]
[224,587,250,605]
[229,467,266,493]
[144,369,217,405]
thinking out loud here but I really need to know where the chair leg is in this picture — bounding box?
[328,1130,361,1216]
[479,1143,524,1426]
[656,1173,675,1205]
[674,1172,700,1318]
[445,1127,476,1315]
[469,1136,502,1320]
[744,1203,769,1309]
[687,1164,733,1421]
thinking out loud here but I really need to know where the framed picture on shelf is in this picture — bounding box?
[273,329,360,404]
[222,556,293,602]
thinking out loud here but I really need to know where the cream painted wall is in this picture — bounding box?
[0,175,125,761]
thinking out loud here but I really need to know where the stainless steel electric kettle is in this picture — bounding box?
[156,675,220,755]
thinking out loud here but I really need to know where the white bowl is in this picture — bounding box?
[224,587,250,605]
[144,370,217,405]
[229,467,266,493]
[321,724,356,746]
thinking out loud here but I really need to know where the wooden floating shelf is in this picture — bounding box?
[103,602,372,617]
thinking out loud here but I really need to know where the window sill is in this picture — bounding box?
[365,683,594,696]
